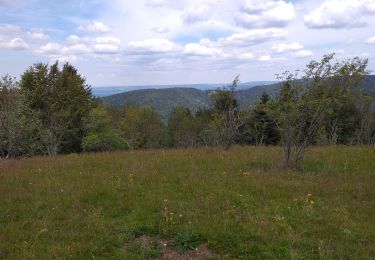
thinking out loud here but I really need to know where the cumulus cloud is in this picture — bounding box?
[272,42,303,53]
[0,37,28,50]
[127,38,180,54]
[292,49,313,57]
[35,42,62,54]
[304,0,375,29]
[182,5,211,24]
[27,29,49,40]
[78,21,110,33]
[35,35,122,58]
[183,43,223,57]
[257,55,272,61]
[236,0,296,28]
[218,28,288,46]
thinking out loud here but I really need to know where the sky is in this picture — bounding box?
[0,0,375,86]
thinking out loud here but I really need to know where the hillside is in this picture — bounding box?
[102,88,211,121]
[1,146,374,259]
[102,84,280,120]
[92,81,277,97]
[102,76,375,121]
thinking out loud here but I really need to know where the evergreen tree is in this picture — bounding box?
[20,62,94,155]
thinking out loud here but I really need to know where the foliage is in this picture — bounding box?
[240,92,280,145]
[273,54,370,168]
[211,75,243,150]
[119,105,167,149]
[168,107,198,148]
[82,105,128,152]
[19,62,94,155]
[0,75,43,157]
[170,230,204,253]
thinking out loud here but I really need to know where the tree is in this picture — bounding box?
[195,108,215,146]
[273,54,369,168]
[239,92,280,146]
[81,105,128,152]
[0,75,42,158]
[211,75,242,150]
[20,62,94,155]
[168,107,197,148]
[119,106,167,149]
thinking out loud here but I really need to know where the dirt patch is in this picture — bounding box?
[130,235,218,259]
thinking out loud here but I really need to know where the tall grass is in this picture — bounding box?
[0,146,374,259]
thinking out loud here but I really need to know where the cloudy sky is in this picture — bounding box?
[1,0,375,86]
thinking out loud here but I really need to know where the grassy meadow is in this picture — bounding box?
[0,146,374,259]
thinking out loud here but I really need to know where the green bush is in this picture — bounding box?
[82,130,128,152]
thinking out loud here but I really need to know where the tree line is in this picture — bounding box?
[1,54,374,167]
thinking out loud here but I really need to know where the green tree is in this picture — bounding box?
[274,54,369,168]
[211,75,242,150]
[20,62,94,155]
[0,75,42,158]
[119,106,167,149]
[240,92,280,145]
[195,108,215,146]
[168,107,197,148]
[82,105,128,152]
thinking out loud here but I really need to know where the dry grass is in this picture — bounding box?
[0,146,374,259]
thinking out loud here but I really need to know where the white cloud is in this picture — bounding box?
[182,5,210,24]
[272,42,303,53]
[36,36,121,57]
[27,29,49,40]
[0,24,21,34]
[293,49,314,58]
[49,54,79,63]
[35,42,62,54]
[183,43,223,57]
[257,55,272,61]
[304,0,375,29]
[66,35,82,43]
[68,44,91,53]
[0,37,28,50]
[236,0,296,28]
[151,26,171,33]
[93,44,120,53]
[366,36,375,43]
[96,36,121,45]
[78,21,110,33]
[128,38,180,54]
[218,28,288,46]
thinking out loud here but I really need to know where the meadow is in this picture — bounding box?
[0,146,374,259]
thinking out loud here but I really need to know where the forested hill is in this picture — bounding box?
[101,84,280,121]
[102,88,211,121]
[102,75,375,121]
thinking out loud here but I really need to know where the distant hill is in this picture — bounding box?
[102,88,211,121]
[102,84,280,121]
[92,81,277,97]
[102,76,375,121]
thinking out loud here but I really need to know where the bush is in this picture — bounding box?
[82,130,128,152]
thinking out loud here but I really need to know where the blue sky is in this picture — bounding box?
[1,0,375,86]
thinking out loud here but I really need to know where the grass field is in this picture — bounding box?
[0,146,374,259]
